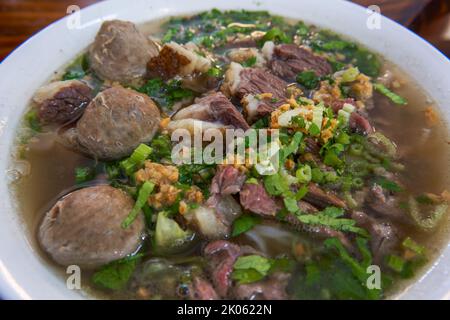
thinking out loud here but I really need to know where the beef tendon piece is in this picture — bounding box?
[227,47,266,67]
[185,195,242,239]
[74,86,161,160]
[147,42,211,80]
[221,62,288,123]
[32,80,93,125]
[203,240,242,297]
[351,211,400,264]
[267,43,332,81]
[172,92,250,130]
[38,185,145,269]
[89,20,159,83]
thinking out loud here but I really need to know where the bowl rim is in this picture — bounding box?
[0,0,449,300]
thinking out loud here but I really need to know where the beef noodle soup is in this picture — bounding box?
[10,10,450,300]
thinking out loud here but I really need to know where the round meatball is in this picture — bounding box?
[38,185,144,269]
[89,20,159,83]
[76,86,161,160]
[32,80,93,125]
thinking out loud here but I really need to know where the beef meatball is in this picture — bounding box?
[89,20,159,83]
[32,80,93,125]
[75,86,161,160]
[38,185,144,269]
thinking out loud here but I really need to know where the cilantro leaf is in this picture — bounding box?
[231,214,261,237]
[242,56,257,67]
[92,255,142,290]
[375,177,403,193]
[263,173,290,196]
[232,255,296,284]
[296,206,368,236]
[137,78,194,110]
[296,71,320,89]
[284,197,299,213]
[279,132,303,164]
[75,167,94,184]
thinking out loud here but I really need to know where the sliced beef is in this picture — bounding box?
[189,277,219,300]
[210,165,247,195]
[349,112,374,135]
[352,211,400,264]
[173,92,250,130]
[221,63,288,123]
[304,183,347,209]
[32,80,93,125]
[89,20,159,83]
[233,272,291,300]
[366,184,406,222]
[203,240,242,297]
[330,98,356,113]
[268,44,332,81]
[329,98,373,135]
[204,240,291,300]
[235,67,287,101]
[38,185,144,269]
[304,137,321,156]
[240,182,281,217]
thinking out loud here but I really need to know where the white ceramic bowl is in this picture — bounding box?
[0,0,449,300]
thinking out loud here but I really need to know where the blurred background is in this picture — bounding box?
[0,0,449,61]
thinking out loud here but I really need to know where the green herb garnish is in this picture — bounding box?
[373,83,407,105]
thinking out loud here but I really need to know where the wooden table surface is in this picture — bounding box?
[0,0,446,61]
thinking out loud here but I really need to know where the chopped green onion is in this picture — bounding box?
[312,104,324,132]
[308,123,321,136]
[75,167,94,184]
[386,254,406,273]
[349,143,364,156]
[284,197,299,213]
[373,83,407,105]
[120,144,153,176]
[342,103,355,113]
[341,67,360,83]
[352,177,364,189]
[336,132,350,145]
[24,109,42,133]
[343,191,358,209]
[323,150,343,168]
[408,196,448,231]
[122,181,155,228]
[337,109,351,126]
[311,168,324,183]
[324,171,339,183]
[402,237,426,256]
[279,132,303,164]
[348,160,369,177]
[296,164,312,183]
[207,66,222,77]
[295,185,309,200]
